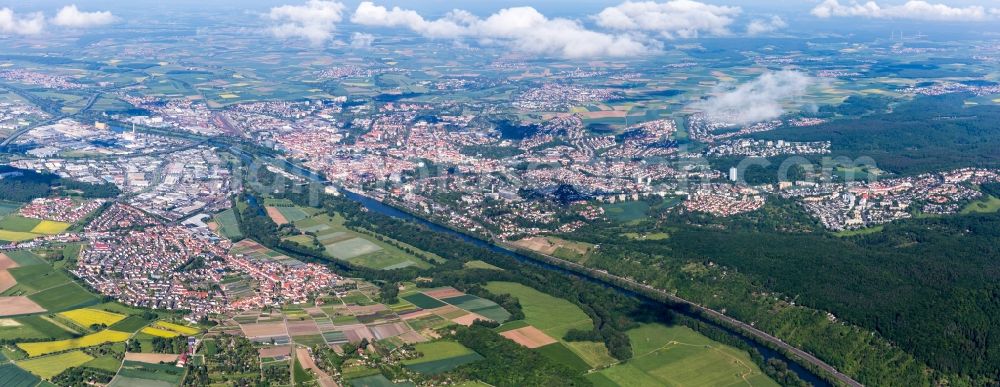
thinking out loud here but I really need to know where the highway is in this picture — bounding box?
[0,86,104,147]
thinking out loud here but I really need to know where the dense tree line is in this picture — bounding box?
[570,204,1000,385]
[756,93,1000,175]
[249,177,642,361]
[52,366,116,386]
[450,325,590,386]
[152,335,188,354]
[0,166,120,202]
[241,158,831,384]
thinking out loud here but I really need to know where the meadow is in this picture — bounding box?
[213,208,244,240]
[17,350,94,379]
[110,360,186,387]
[0,363,40,387]
[587,324,778,387]
[485,282,615,368]
[0,215,68,241]
[401,340,483,375]
[295,213,439,270]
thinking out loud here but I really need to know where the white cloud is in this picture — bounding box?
[0,8,45,35]
[746,16,786,35]
[811,0,1000,21]
[350,32,374,48]
[351,2,468,38]
[267,0,345,45]
[351,2,649,59]
[594,0,741,39]
[691,70,813,125]
[51,5,116,28]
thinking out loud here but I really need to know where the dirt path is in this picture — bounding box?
[296,347,339,387]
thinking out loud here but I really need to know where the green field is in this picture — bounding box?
[108,315,152,333]
[587,324,778,387]
[296,214,438,270]
[440,295,511,322]
[535,343,592,374]
[28,282,99,311]
[485,282,613,368]
[17,350,94,379]
[349,374,415,387]
[0,201,20,217]
[6,264,73,293]
[111,360,185,387]
[0,363,41,387]
[962,195,1000,214]
[276,206,310,222]
[83,355,124,372]
[213,209,243,240]
[0,315,76,341]
[601,201,651,223]
[402,341,483,375]
[463,260,502,270]
[0,260,98,312]
[0,215,42,232]
[5,250,45,266]
[485,282,592,340]
[293,354,314,384]
[401,293,446,309]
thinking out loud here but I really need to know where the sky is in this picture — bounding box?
[3,1,1000,58]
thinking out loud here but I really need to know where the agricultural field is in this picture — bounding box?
[0,251,97,316]
[108,315,153,332]
[29,221,71,235]
[349,374,413,387]
[109,360,186,387]
[401,340,483,375]
[399,287,511,325]
[213,208,243,240]
[17,329,131,357]
[0,215,71,241]
[587,324,779,387]
[58,308,127,328]
[485,282,615,369]
[140,327,179,338]
[0,363,40,387]
[16,350,93,379]
[294,214,440,270]
[1,253,99,314]
[0,201,21,217]
[154,321,200,335]
[0,315,77,341]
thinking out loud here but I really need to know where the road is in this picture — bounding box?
[0,86,105,147]
[238,147,864,386]
[498,240,863,387]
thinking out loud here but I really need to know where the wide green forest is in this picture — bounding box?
[570,206,1000,384]
[756,94,1000,175]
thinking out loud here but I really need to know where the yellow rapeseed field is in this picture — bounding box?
[0,230,39,241]
[155,321,200,335]
[58,308,127,328]
[140,326,179,338]
[18,330,130,357]
[30,220,71,235]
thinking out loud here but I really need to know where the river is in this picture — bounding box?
[243,149,830,386]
